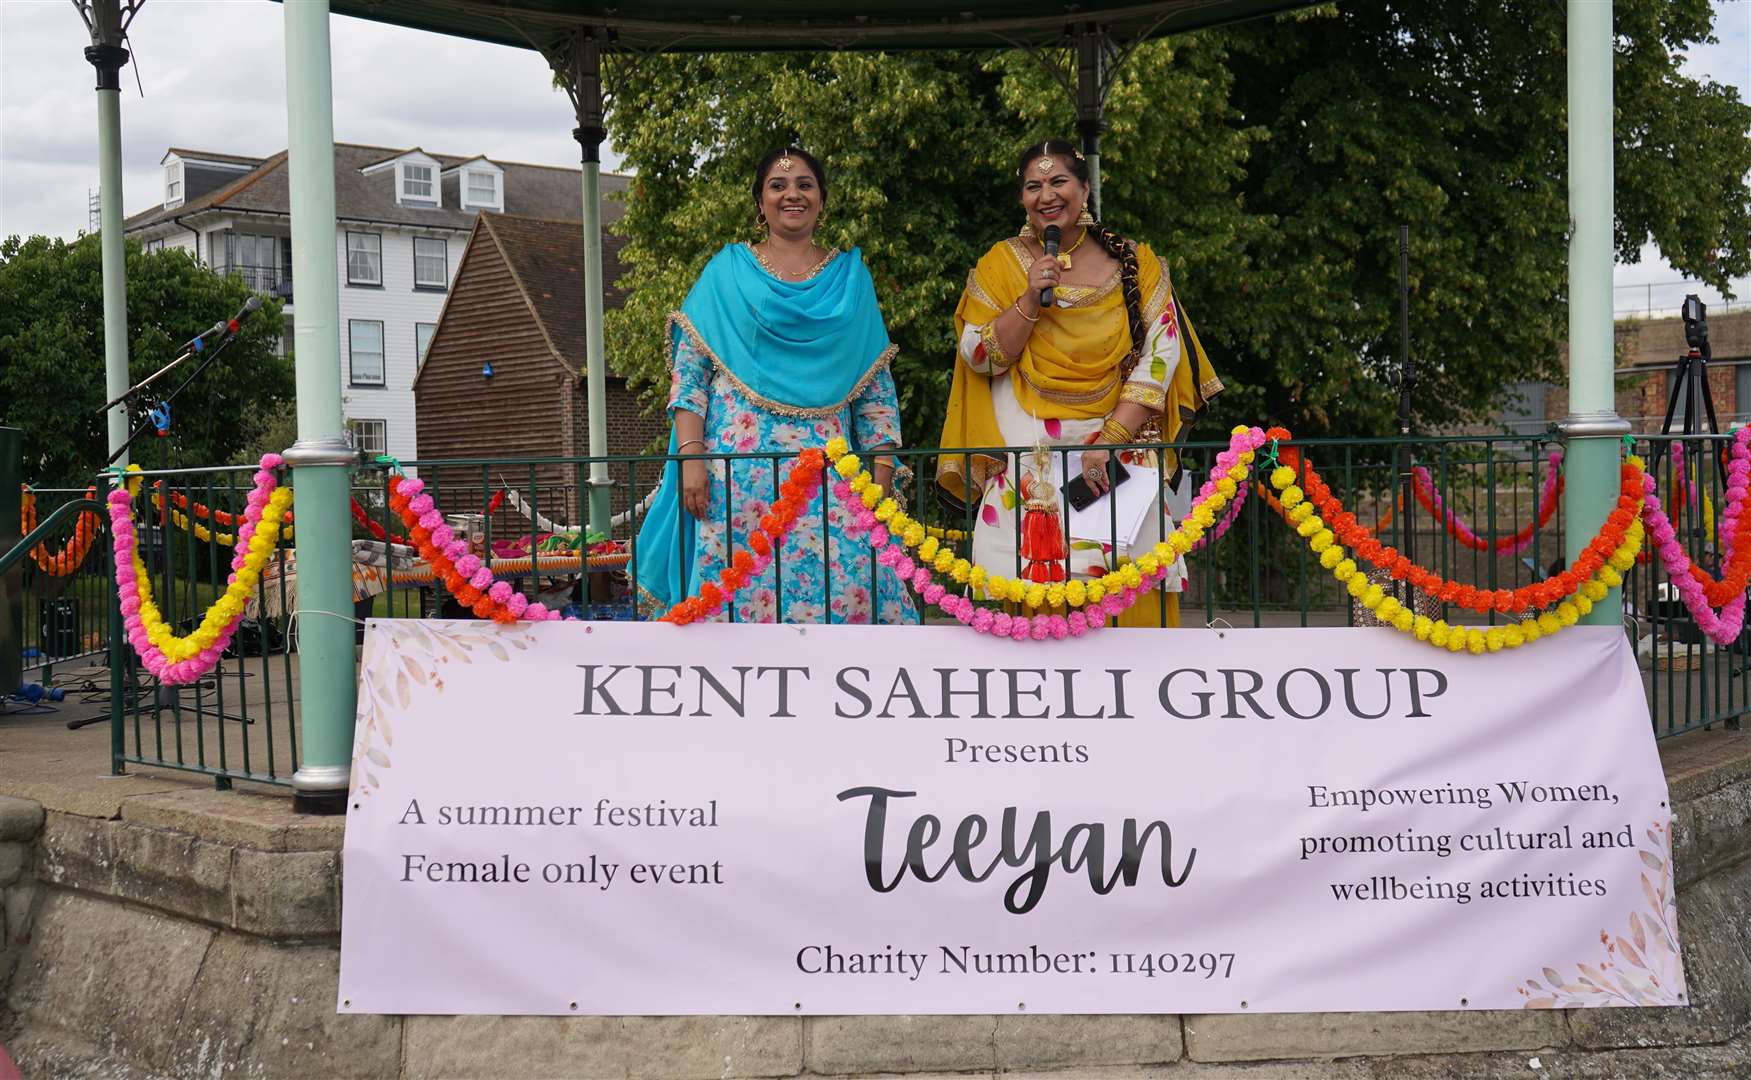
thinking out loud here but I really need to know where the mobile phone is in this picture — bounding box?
[1066,461,1131,511]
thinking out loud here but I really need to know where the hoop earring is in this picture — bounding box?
[1076,208,1095,226]
[1018,219,1034,238]
[755,211,768,236]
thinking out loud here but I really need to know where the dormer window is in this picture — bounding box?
[450,158,505,212]
[465,170,498,207]
[164,160,184,208]
[400,162,436,206]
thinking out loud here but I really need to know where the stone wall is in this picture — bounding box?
[1,733,1747,1079]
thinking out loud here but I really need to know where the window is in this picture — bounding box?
[1736,363,1751,422]
[164,161,183,207]
[413,237,448,289]
[416,322,437,361]
[349,320,385,386]
[1501,381,1548,434]
[401,162,436,204]
[348,419,388,457]
[466,170,498,206]
[346,232,382,286]
[145,238,164,254]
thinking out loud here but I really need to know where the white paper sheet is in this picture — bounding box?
[1064,450,1156,550]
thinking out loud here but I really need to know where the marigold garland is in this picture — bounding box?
[389,475,549,623]
[1411,449,1564,556]
[1270,434,1640,616]
[110,456,292,684]
[660,450,828,624]
[20,486,101,576]
[1267,445,1645,652]
[1637,427,1751,643]
[821,426,1268,635]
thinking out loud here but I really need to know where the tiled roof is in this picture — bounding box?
[165,148,266,167]
[125,143,626,233]
[475,211,631,375]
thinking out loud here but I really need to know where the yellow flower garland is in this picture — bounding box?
[1269,459,1646,653]
[825,426,1260,610]
[131,487,294,663]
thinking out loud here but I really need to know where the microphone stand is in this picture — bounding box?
[104,331,247,466]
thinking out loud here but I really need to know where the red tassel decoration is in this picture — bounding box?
[1018,450,1067,583]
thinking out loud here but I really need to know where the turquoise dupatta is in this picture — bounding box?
[635,244,893,614]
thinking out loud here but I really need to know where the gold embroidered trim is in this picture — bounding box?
[964,268,1004,313]
[1018,365,1119,406]
[977,323,1013,372]
[746,243,839,282]
[1141,273,1174,325]
[665,311,896,419]
[1004,236,1036,274]
[1120,382,1168,411]
[1003,236,1124,308]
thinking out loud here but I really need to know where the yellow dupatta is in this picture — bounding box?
[937,237,1222,500]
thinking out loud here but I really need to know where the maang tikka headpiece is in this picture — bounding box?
[778,149,795,172]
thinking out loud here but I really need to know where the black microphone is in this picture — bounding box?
[1039,224,1061,308]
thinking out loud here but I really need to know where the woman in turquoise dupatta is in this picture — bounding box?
[636,148,918,624]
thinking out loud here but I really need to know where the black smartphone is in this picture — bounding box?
[1065,461,1132,512]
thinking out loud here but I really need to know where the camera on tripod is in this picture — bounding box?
[1682,294,1710,357]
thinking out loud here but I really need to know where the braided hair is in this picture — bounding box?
[1015,140,1146,366]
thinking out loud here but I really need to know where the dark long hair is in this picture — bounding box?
[752,146,829,212]
[1016,139,1145,362]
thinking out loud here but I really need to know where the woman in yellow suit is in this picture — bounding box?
[938,139,1222,627]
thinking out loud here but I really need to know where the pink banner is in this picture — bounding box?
[339,621,1682,1015]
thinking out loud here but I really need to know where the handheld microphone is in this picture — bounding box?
[1039,224,1062,308]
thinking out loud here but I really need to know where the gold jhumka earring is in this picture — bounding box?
[1076,208,1095,226]
[1018,219,1034,238]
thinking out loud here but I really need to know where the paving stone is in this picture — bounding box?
[0,843,26,886]
[1182,1009,1566,1063]
[6,890,213,1071]
[995,1014,1183,1069]
[1671,772,1751,889]
[171,931,399,1080]
[0,797,44,842]
[5,881,38,951]
[231,846,340,938]
[107,820,232,925]
[806,1015,999,1074]
[401,1014,803,1079]
[32,812,114,895]
[121,787,343,853]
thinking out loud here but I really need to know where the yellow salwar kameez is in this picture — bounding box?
[937,237,1222,628]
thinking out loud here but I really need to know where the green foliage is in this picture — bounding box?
[0,235,293,482]
[603,0,1750,447]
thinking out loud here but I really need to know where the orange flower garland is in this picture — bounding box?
[661,449,827,624]
[19,486,101,576]
[388,476,520,623]
[1265,428,1641,616]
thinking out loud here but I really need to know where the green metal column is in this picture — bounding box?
[83,3,132,465]
[1559,0,1628,627]
[282,0,357,813]
[1076,25,1105,220]
[569,32,613,536]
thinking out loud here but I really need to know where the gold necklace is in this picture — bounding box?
[1056,226,1090,271]
[753,243,832,281]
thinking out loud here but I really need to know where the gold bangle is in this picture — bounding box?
[1012,299,1041,323]
[1100,418,1133,445]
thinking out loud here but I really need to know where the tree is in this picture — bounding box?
[603,0,1751,446]
[0,235,293,482]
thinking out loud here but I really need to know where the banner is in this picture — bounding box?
[338,621,1683,1016]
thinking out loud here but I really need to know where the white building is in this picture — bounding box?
[124,144,627,462]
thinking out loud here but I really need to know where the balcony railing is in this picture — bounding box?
[222,265,292,299]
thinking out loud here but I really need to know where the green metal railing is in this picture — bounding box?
[4,431,1742,792]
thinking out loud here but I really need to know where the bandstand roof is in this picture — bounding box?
[323,1,1315,53]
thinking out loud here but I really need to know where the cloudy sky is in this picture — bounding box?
[0,0,1746,313]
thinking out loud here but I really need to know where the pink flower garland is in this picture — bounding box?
[1190,468,1249,553]
[1411,449,1563,558]
[398,475,560,621]
[1640,427,1751,646]
[110,455,285,684]
[835,427,1269,640]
